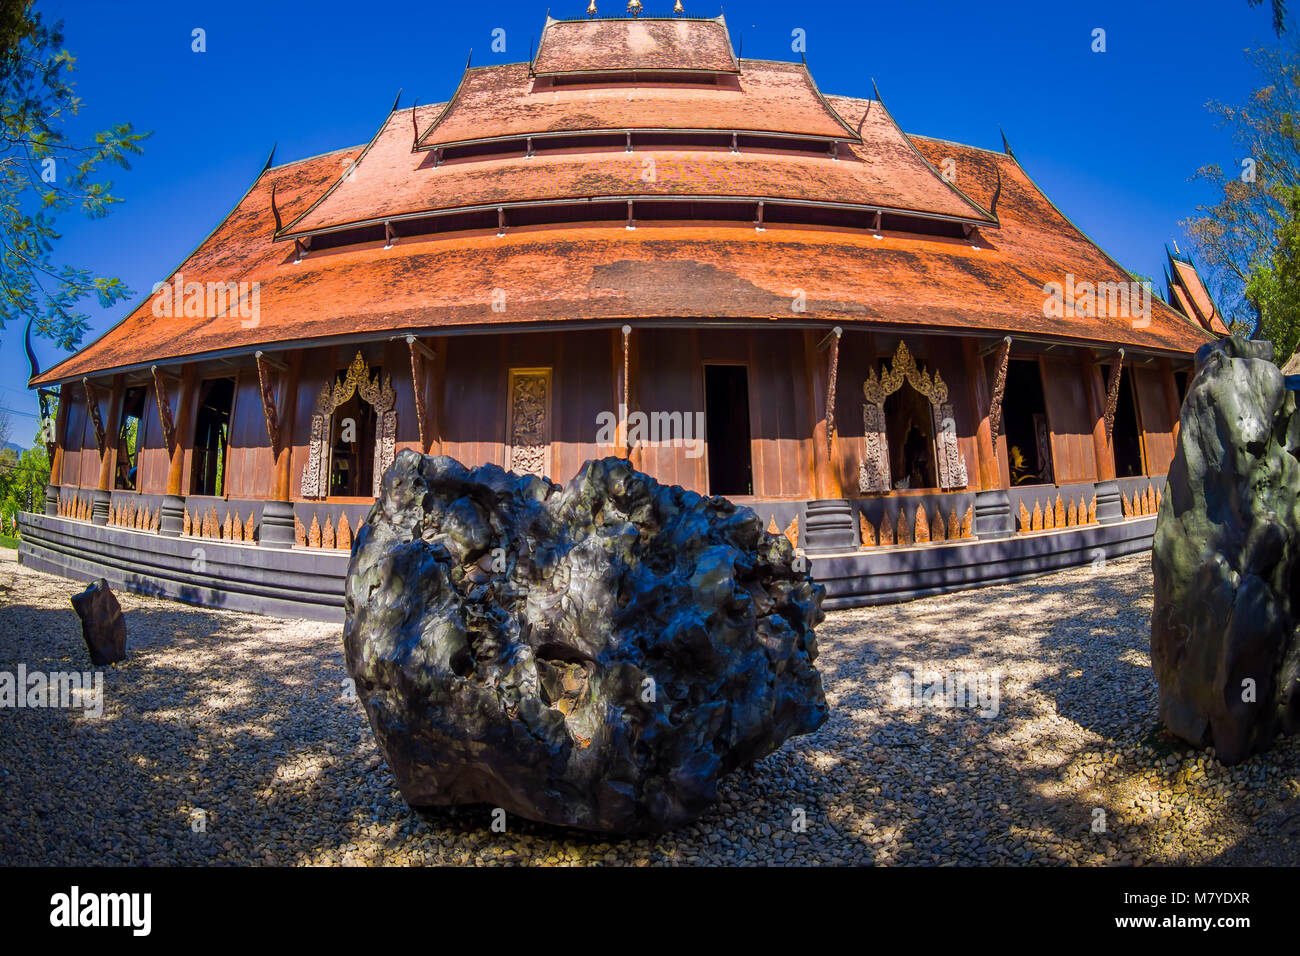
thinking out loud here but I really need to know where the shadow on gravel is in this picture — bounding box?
[3,553,1293,866]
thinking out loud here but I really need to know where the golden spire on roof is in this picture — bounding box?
[673,0,684,13]
[627,0,642,16]
[586,0,597,16]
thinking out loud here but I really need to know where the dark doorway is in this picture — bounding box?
[329,384,378,498]
[1107,365,1145,478]
[704,364,753,496]
[884,386,937,490]
[1003,359,1054,485]
[191,377,235,496]
[115,386,147,490]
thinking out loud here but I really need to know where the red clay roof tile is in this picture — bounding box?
[285,102,989,237]
[416,59,856,149]
[531,15,738,75]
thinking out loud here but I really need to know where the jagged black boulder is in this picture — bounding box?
[1153,337,1300,765]
[343,451,828,832]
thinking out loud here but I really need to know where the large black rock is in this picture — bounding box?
[343,451,828,832]
[1153,337,1300,765]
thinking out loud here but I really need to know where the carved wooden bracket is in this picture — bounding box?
[988,337,1012,446]
[255,351,282,456]
[406,335,435,451]
[621,325,631,457]
[150,365,177,451]
[1104,350,1126,443]
[823,327,842,458]
[82,377,106,456]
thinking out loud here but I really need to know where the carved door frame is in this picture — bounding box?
[506,367,552,478]
[859,340,968,493]
[300,351,397,499]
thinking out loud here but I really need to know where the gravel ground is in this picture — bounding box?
[1,553,1297,866]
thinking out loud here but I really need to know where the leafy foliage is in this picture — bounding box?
[1183,31,1299,337]
[0,426,50,535]
[1249,0,1289,36]
[1246,185,1300,363]
[0,0,148,351]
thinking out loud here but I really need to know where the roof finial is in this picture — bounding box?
[627,0,642,16]
[673,0,684,14]
[587,0,597,16]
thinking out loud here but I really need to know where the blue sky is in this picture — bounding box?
[0,0,1283,442]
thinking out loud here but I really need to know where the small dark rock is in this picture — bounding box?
[69,578,127,666]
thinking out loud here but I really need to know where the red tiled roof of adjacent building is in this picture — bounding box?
[531,15,739,75]
[32,129,1212,386]
[1168,253,1229,335]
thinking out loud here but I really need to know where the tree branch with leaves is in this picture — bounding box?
[0,0,148,353]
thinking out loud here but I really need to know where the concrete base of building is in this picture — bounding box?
[811,514,1156,610]
[16,512,348,622]
[18,507,1157,624]
[259,499,297,550]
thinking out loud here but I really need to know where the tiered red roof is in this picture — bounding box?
[30,17,1211,387]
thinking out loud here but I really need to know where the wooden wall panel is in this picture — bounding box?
[440,335,507,473]
[1040,355,1098,484]
[130,380,159,495]
[225,370,270,500]
[61,392,86,488]
[831,330,873,496]
[1132,365,1177,476]
[75,387,103,491]
[635,329,707,492]
[290,361,330,500]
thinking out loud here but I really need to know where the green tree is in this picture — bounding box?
[0,427,49,535]
[1247,185,1300,363]
[1184,29,1299,334]
[0,0,148,350]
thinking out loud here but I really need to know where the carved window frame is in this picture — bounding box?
[506,367,552,479]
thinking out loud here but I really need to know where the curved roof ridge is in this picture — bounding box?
[782,59,863,142]
[1003,146,1202,338]
[905,132,1009,159]
[416,63,500,147]
[32,147,362,388]
[281,103,442,239]
[844,88,997,225]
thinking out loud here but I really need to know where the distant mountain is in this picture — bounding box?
[2,442,26,455]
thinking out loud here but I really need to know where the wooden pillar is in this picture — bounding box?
[1161,358,1183,446]
[803,329,842,499]
[270,351,301,502]
[1086,358,1116,482]
[963,337,1003,491]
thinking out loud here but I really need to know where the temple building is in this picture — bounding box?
[21,10,1216,619]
